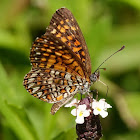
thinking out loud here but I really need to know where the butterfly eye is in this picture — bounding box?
[90,71,100,83]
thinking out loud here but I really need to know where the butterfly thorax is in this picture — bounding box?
[78,71,100,95]
[78,80,91,95]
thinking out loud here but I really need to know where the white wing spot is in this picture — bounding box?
[37,92,42,97]
[28,83,35,88]
[50,70,55,74]
[48,80,53,84]
[35,69,41,73]
[36,52,41,55]
[28,78,35,83]
[65,73,71,79]
[32,87,40,93]
[51,94,55,101]
[66,86,70,92]
[79,83,83,86]
[43,96,46,99]
[51,84,55,88]
[51,29,57,34]
[63,93,68,98]
[40,73,44,76]
[55,71,60,75]
[54,92,57,97]
[58,46,62,49]
[44,39,48,43]
[31,73,38,77]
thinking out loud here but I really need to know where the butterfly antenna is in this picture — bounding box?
[95,46,125,73]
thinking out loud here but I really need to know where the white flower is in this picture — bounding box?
[92,99,112,118]
[64,98,79,107]
[71,104,90,124]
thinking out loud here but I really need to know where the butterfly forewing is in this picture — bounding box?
[48,8,91,77]
[30,34,86,79]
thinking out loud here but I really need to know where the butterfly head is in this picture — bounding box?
[90,70,100,83]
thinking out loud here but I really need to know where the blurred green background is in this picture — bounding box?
[0,0,140,140]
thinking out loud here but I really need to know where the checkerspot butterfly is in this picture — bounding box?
[23,8,124,114]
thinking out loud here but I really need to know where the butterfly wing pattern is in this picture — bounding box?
[23,8,92,114]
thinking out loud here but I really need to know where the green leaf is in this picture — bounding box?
[0,62,38,140]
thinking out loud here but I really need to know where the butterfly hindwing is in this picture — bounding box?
[23,68,81,103]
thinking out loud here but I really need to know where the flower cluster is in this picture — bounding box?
[65,98,112,124]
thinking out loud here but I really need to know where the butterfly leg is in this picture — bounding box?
[89,89,99,100]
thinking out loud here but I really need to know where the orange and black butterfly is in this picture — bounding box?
[24,8,122,115]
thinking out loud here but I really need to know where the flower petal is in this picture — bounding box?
[83,110,90,117]
[92,101,98,109]
[96,99,112,110]
[98,99,106,108]
[78,104,87,111]
[65,98,78,107]
[75,116,85,124]
[93,109,100,115]
[100,110,108,118]
[71,109,77,116]
[106,103,112,109]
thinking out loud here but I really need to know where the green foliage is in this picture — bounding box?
[0,0,140,140]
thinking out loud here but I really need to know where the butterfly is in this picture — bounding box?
[23,8,103,115]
